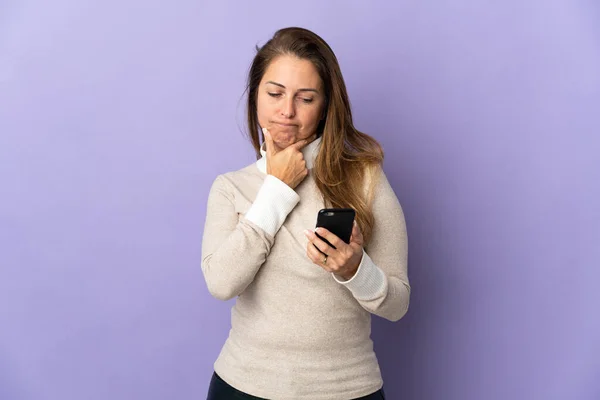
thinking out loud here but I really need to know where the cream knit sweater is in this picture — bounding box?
[201,137,410,399]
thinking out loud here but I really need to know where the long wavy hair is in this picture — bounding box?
[246,27,384,244]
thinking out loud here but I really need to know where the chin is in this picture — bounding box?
[273,135,296,148]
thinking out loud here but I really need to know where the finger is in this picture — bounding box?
[306,240,333,271]
[304,229,334,256]
[350,220,364,245]
[305,239,323,261]
[262,127,276,156]
[314,227,345,249]
[291,138,309,151]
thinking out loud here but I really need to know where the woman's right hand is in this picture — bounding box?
[262,127,309,189]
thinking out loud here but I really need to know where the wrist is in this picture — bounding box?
[340,263,359,281]
[269,173,292,188]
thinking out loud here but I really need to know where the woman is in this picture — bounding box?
[201,27,410,400]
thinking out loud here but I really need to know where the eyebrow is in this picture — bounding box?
[265,81,319,93]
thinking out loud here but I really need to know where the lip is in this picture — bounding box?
[271,122,298,127]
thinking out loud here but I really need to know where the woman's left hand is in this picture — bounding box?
[304,221,364,280]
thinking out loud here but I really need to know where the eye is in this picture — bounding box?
[301,98,314,104]
[268,92,282,98]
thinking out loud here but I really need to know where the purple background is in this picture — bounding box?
[1,1,599,399]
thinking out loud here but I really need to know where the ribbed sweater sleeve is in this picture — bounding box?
[333,168,411,321]
[201,174,299,300]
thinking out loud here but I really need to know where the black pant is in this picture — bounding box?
[207,372,386,400]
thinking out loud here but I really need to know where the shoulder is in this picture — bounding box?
[365,164,402,209]
[208,161,265,196]
[222,161,262,182]
[362,163,385,199]
[364,163,384,186]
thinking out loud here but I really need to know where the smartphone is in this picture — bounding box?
[315,208,356,248]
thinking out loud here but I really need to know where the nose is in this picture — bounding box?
[280,97,295,118]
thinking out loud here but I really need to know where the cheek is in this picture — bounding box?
[256,95,280,123]
[256,100,270,126]
[299,107,323,129]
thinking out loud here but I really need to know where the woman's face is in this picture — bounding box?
[257,55,326,152]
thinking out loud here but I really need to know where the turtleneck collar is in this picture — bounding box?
[256,136,322,174]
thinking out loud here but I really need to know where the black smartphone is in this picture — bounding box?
[315,208,356,248]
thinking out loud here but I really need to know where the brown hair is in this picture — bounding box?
[246,27,383,244]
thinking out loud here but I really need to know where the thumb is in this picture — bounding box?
[350,220,364,245]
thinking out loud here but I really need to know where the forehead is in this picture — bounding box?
[262,55,322,89]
